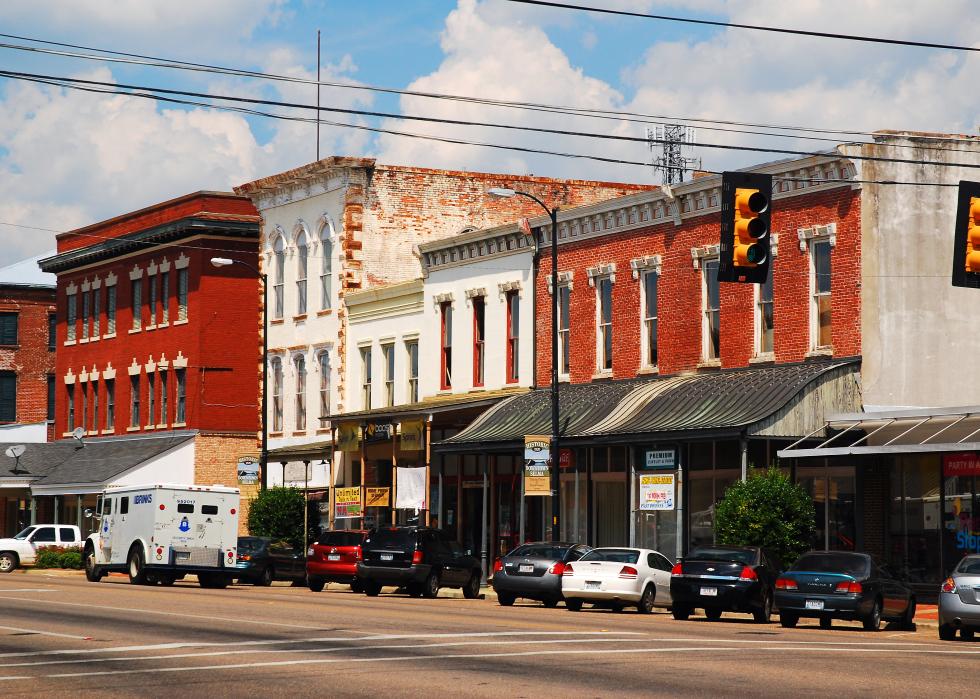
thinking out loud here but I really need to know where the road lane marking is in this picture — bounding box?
[0,625,91,641]
[0,589,57,593]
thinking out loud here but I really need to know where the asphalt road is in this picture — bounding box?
[0,571,978,698]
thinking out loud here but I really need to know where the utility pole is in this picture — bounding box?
[316,29,321,161]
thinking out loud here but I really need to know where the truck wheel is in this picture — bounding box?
[0,551,19,573]
[84,545,102,582]
[127,546,148,585]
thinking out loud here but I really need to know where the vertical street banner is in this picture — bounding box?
[639,473,675,510]
[524,435,552,497]
[337,422,361,452]
[394,467,426,509]
[335,486,363,518]
[399,419,424,452]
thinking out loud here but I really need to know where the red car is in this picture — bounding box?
[307,530,369,592]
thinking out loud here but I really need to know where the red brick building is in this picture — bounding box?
[36,192,261,530]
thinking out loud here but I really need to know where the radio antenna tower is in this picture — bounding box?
[649,124,702,185]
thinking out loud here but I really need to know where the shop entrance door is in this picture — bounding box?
[595,480,627,547]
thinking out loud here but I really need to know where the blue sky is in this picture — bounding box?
[0,0,977,265]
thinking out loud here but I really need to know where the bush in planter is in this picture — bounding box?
[713,467,815,570]
[247,487,306,550]
[59,550,83,569]
[34,547,82,569]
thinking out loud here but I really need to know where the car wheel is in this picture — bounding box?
[862,599,882,632]
[308,577,325,592]
[422,572,441,599]
[820,616,832,630]
[0,551,17,574]
[543,597,560,609]
[257,566,274,587]
[127,546,148,585]
[962,628,976,642]
[779,612,799,628]
[671,605,691,621]
[407,584,424,598]
[363,581,382,597]
[565,598,583,612]
[350,579,363,594]
[463,573,481,599]
[637,585,655,614]
[497,592,516,606]
[84,545,101,583]
[939,624,957,641]
[611,604,625,613]
[753,590,772,624]
[704,607,722,621]
[900,598,916,631]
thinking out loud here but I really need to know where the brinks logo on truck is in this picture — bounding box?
[133,494,153,505]
[179,516,190,533]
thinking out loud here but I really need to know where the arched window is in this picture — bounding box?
[294,354,306,431]
[273,235,285,320]
[318,350,330,421]
[320,224,332,311]
[271,357,283,432]
[296,231,308,316]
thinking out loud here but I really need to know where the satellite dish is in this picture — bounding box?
[71,426,86,447]
[5,445,25,459]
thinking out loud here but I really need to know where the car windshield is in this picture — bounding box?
[508,545,569,559]
[365,528,416,548]
[791,553,870,577]
[686,547,758,565]
[957,557,980,575]
[13,526,35,540]
[237,537,267,553]
[318,531,364,547]
[580,549,640,564]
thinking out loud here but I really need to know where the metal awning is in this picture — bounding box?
[322,387,528,424]
[439,360,859,452]
[777,405,980,459]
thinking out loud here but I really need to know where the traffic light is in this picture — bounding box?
[952,180,980,289]
[718,171,773,284]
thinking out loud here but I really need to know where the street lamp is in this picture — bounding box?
[487,187,561,543]
[211,256,269,491]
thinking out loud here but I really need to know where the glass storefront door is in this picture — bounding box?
[797,465,856,551]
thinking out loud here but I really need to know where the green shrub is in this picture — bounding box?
[247,487,306,550]
[59,550,83,569]
[34,548,64,569]
[713,467,816,570]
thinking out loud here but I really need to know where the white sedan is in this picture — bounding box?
[561,547,674,613]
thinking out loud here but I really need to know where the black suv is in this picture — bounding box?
[357,527,482,599]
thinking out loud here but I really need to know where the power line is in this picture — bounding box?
[506,0,980,53]
[1,34,978,153]
[3,69,979,175]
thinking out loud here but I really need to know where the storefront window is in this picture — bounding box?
[889,456,942,585]
[944,472,979,574]
[797,464,856,553]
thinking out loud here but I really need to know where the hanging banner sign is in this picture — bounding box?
[400,419,425,452]
[644,449,676,470]
[639,473,675,511]
[335,486,363,519]
[365,422,395,442]
[337,423,361,453]
[524,435,552,496]
[944,452,980,477]
[365,487,390,507]
[237,456,259,485]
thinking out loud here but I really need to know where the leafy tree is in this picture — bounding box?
[713,468,815,569]
[246,487,306,549]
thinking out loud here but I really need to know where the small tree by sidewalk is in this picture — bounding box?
[713,468,815,569]
[246,487,305,550]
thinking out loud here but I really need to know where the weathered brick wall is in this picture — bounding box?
[0,286,55,425]
[536,185,862,382]
[194,432,256,535]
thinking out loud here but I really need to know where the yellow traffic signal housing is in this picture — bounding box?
[719,172,772,284]
[952,181,980,289]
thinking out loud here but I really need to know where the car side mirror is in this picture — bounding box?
[84,508,101,520]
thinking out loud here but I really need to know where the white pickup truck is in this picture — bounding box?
[0,524,83,573]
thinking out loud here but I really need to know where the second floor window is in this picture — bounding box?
[271,357,283,432]
[149,274,158,325]
[91,380,99,433]
[294,354,306,431]
[318,351,330,420]
[159,370,168,426]
[48,313,56,350]
[406,340,419,403]
[558,285,570,376]
[131,279,142,331]
[47,374,55,421]
[67,383,75,431]
[506,290,519,383]
[320,235,332,310]
[105,378,115,430]
[383,343,395,407]
[273,236,285,320]
[757,264,774,355]
[160,271,170,322]
[175,368,186,424]
[177,268,189,322]
[81,382,88,433]
[0,372,15,422]
[361,347,372,409]
[130,375,140,428]
[642,271,659,368]
[296,232,308,315]
[812,240,832,349]
[703,259,721,360]
[147,373,156,427]
[66,292,77,342]
[0,312,17,346]
[81,291,90,340]
[440,302,452,390]
[597,277,613,372]
[92,287,101,337]
[472,296,485,387]
[106,285,117,335]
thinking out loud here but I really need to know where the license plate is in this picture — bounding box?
[380,553,393,561]
[519,564,534,573]
[805,599,825,610]
[700,587,718,597]
[327,554,340,561]
[585,581,601,591]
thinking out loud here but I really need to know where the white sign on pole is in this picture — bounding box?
[639,473,675,511]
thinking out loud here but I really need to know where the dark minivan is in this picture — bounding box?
[357,527,482,599]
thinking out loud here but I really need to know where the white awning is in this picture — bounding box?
[777,405,980,459]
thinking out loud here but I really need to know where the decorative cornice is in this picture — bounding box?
[798,223,837,251]
[630,255,663,279]
[586,263,617,287]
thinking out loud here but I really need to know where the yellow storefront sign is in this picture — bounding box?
[400,419,424,452]
[365,487,390,507]
[337,422,361,452]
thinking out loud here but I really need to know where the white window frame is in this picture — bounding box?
[557,283,571,379]
[640,270,659,370]
[270,357,283,433]
[382,343,395,407]
[296,230,308,316]
[361,346,372,410]
[809,237,833,351]
[294,353,306,431]
[319,223,333,311]
[701,257,721,362]
[273,234,285,320]
[595,276,614,373]
[318,350,330,423]
[754,264,775,358]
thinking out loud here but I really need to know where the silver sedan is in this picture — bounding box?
[939,554,980,641]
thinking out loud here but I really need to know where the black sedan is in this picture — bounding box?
[491,542,592,607]
[234,536,308,586]
[775,551,916,631]
[669,546,779,623]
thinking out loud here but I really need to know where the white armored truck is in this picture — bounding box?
[83,483,240,588]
